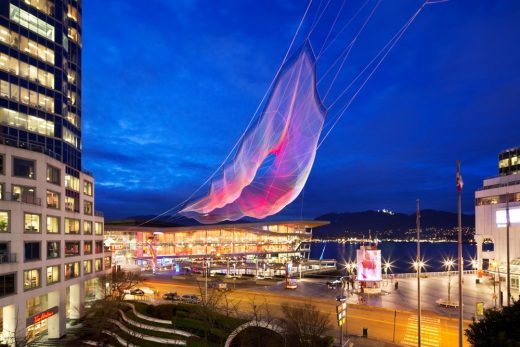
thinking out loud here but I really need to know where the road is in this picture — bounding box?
[134,276,482,347]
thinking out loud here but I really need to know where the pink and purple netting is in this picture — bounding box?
[180,44,326,224]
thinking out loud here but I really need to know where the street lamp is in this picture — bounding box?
[412,260,426,272]
[443,258,455,303]
[491,259,502,307]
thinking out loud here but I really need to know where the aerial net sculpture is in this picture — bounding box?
[135,0,447,227]
[180,43,326,223]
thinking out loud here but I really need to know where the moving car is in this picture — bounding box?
[163,292,180,301]
[326,279,342,288]
[181,294,201,304]
[129,288,145,295]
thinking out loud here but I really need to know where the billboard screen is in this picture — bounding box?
[357,248,381,281]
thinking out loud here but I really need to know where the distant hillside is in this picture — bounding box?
[314,209,475,241]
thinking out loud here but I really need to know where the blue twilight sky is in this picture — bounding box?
[82,0,520,220]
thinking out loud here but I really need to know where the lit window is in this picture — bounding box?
[9,5,55,41]
[46,190,60,209]
[47,265,60,284]
[0,211,9,232]
[46,216,59,234]
[47,165,60,185]
[64,218,80,234]
[65,175,80,191]
[84,260,92,274]
[65,196,79,212]
[95,258,103,272]
[23,269,41,290]
[84,181,93,196]
[84,200,93,215]
[84,241,92,255]
[64,262,80,280]
[83,221,92,235]
[47,241,60,259]
[95,222,103,236]
[24,213,40,233]
[95,241,103,254]
[65,241,80,257]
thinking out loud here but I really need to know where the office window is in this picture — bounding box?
[0,273,15,297]
[84,181,93,196]
[23,269,40,290]
[84,200,92,215]
[47,165,60,185]
[63,127,80,149]
[0,25,54,64]
[104,256,112,269]
[46,265,59,285]
[83,221,92,235]
[0,211,9,232]
[95,241,103,254]
[9,5,55,41]
[0,52,54,88]
[24,214,40,233]
[46,216,59,234]
[64,262,80,280]
[84,241,92,255]
[46,191,60,209]
[83,260,92,274]
[47,241,59,259]
[95,258,102,272]
[64,218,80,234]
[24,242,40,261]
[12,158,35,179]
[65,175,80,191]
[12,185,37,204]
[67,4,80,23]
[0,108,54,136]
[66,112,80,128]
[95,222,103,236]
[0,80,54,113]
[67,27,81,46]
[65,241,80,257]
[65,196,78,212]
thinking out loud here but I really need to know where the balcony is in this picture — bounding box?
[0,192,41,206]
[0,253,16,264]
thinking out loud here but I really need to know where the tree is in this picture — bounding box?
[73,297,120,346]
[465,299,520,346]
[281,302,333,347]
[97,269,141,301]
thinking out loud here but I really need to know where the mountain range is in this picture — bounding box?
[313,209,475,241]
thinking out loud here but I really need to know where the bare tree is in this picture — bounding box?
[70,297,120,346]
[281,302,333,347]
[97,269,141,302]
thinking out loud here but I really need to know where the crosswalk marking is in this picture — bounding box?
[402,314,441,347]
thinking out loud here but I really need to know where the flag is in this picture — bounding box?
[456,161,463,192]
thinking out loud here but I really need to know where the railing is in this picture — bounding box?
[95,210,104,217]
[383,270,477,279]
[0,253,17,264]
[0,192,41,206]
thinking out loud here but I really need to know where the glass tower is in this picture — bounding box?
[0,0,82,172]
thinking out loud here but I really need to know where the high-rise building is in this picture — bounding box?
[475,147,520,293]
[0,1,106,344]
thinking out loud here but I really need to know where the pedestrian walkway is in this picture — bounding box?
[401,314,440,347]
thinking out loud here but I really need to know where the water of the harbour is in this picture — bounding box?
[310,242,477,273]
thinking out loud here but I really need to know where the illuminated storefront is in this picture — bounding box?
[105,221,328,273]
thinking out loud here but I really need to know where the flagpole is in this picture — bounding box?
[457,160,463,347]
[416,199,421,347]
[506,193,511,306]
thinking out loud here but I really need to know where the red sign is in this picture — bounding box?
[27,306,58,326]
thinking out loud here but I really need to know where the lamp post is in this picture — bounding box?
[444,259,454,303]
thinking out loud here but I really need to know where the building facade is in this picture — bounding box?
[475,147,520,290]
[0,1,106,344]
[105,220,332,276]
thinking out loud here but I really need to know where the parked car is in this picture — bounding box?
[181,294,201,304]
[162,292,180,301]
[326,280,342,289]
[336,295,347,302]
[129,288,145,295]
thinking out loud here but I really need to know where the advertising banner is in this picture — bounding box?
[357,248,381,281]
